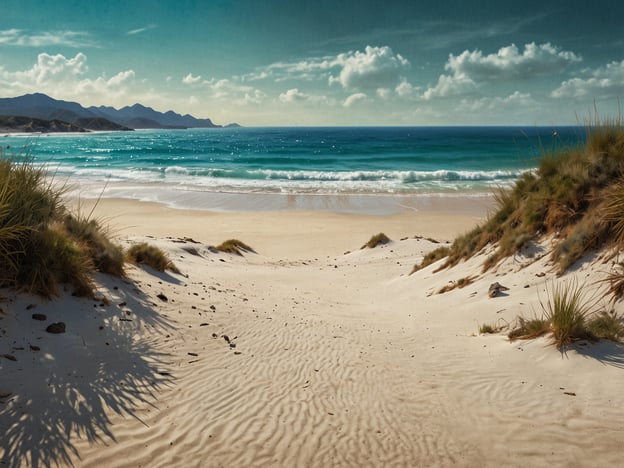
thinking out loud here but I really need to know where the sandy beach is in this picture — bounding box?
[1,194,623,467]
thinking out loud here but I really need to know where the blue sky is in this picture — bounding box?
[1,0,623,126]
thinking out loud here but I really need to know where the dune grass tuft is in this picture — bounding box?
[126,242,180,273]
[0,154,124,297]
[362,233,391,249]
[216,239,255,256]
[507,280,616,347]
[412,118,624,274]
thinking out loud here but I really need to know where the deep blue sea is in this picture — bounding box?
[1,126,585,195]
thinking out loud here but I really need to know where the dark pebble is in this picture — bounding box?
[32,313,47,321]
[46,322,66,334]
[157,293,168,302]
[3,354,17,361]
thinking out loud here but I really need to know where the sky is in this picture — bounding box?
[0,0,623,126]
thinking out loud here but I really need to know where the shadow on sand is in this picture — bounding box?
[0,273,175,467]
[574,340,624,369]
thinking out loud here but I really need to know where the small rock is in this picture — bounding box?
[199,323,209,327]
[3,354,17,361]
[32,313,47,321]
[157,293,168,302]
[26,304,36,310]
[229,343,236,348]
[46,322,66,334]
[212,333,218,338]
[187,352,198,357]
[223,335,230,343]
[488,282,509,298]
[30,345,40,351]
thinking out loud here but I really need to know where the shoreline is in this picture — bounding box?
[65,181,496,216]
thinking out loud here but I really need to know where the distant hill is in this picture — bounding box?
[0,115,87,133]
[0,93,223,130]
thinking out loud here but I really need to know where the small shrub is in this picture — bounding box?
[508,316,550,341]
[63,213,125,276]
[540,280,598,347]
[361,233,391,249]
[126,243,180,273]
[410,246,450,274]
[216,239,255,256]
[586,311,624,342]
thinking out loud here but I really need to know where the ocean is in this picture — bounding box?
[1,126,585,212]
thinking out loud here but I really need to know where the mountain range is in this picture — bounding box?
[0,93,229,131]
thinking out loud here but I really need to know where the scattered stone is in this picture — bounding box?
[229,343,236,349]
[26,304,37,310]
[212,333,218,338]
[32,313,47,321]
[536,272,546,277]
[157,293,168,302]
[233,351,242,355]
[0,392,12,398]
[2,354,17,361]
[118,301,127,307]
[488,282,509,298]
[199,323,209,327]
[46,322,66,334]
[223,335,230,343]
[30,345,40,351]
[187,352,199,357]
[563,392,576,396]
[210,305,216,311]
[119,318,133,322]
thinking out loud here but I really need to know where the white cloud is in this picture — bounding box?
[330,46,410,91]
[446,42,580,80]
[422,42,580,101]
[127,25,157,36]
[182,73,202,85]
[551,60,624,98]
[423,73,476,100]
[0,28,95,47]
[343,92,367,107]
[0,52,138,106]
[395,80,416,98]
[244,45,410,93]
[279,88,309,103]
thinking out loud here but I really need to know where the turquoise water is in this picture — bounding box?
[1,126,584,194]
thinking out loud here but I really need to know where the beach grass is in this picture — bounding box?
[0,154,123,297]
[412,118,624,274]
[216,239,255,256]
[126,242,180,273]
[362,233,391,249]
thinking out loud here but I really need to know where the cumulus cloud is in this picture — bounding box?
[422,42,580,101]
[329,46,410,91]
[0,52,137,105]
[551,60,624,98]
[0,28,95,47]
[446,42,580,80]
[182,73,202,85]
[244,45,410,94]
[423,73,476,100]
[343,92,368,107]
[279,88,309,103]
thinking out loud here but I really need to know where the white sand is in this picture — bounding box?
[1,198,623,467]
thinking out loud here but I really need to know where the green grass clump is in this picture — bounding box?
[540,280,597,347]
[216,239,255,256]
[126,242,180,273]
[0,155,123,297]
[410,246,450,274]
[63,213,124,276]
[508,280,609,347]
[507,316,550,341]
[585,311,624,342]
[412,118,624,273]
[361,233,391,249]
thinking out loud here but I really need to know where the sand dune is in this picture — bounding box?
[1,201,623,467]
